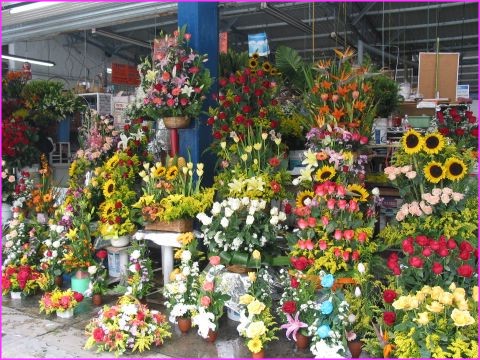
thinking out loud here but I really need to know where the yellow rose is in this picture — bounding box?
[246,321,267,338]
[239,294,255,305]
[252,250,261,260]
[420,285,432,295]
[453,288,466,304]
[415,291,426,302]
[438,292,453,306]
[473,286,478,302]
[431,286,444,300]
[248,272,257,282]
[247,337,263,353]
[414,312,430,325]
[426,301,444,313]
[455,299,469,311]
[247,300,266,315]
[392,296,408,310]
[448,282,457,292]
[451,308,475,327]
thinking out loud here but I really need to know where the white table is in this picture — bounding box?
[135,230,181,286]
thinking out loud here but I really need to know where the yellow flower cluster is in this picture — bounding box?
[177,232,194,246]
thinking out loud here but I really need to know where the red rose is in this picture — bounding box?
[383,311,396,326]
[457,264,474,278]
[383,290,397,304]
[291,256,308,271]
[460,241,474,253]
[429,240,440,251]
[438,127,450,136]
[459,251,470,261]
[409,256,424,268]
[436,111,445,123]
[446,239,457,250]
[207,117,215,126]
[213,131,222,139]
[218,112,226,120]
[351,250,360,261]
[93,327,105,342]
[242,105,252,114]
[436,247,449,257]
[244,119,254,127]
[96,250,108,260]
[421,247,432,257]
[432,262,443,275]
[242,86,250,94]
[290,277,299,289]
[454,128,465,136]
[282,300,297,314]
[73,291,84,302]
[470,128,478,137]
[235,115,245,124]
[219,78,227,87]
[234,95,242,103]
[270,180,281,193]
[284,203,292,215]
[254,89,263,97]
[268,157,280,167]
[221,124,229,132]
[270,120,279,129]
[415,235,429,247]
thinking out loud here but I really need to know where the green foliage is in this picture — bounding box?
[275,45,314,94]
[371,75,400,118]
[219,49,249,76]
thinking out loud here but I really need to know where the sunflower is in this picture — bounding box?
[315,165,336,182]
[153,165,166,178]
[249,58,258,69]
[270,67,279,75]
[262,61,272,73]
[296,190,314,208]
[402,129,423,154]
[103,179,116,198]
[444,157,467,181]
[347,184,369,202]
[423,161,445,184]
[166,166,178,180]
[101,201,115,219]
[105,154,120,170]
[423,132,445,155]
[251,53,259,60]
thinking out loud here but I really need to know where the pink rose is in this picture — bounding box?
[357,232,367,243]
[337,199,347,210]
[209,256,221,266]
[200,296,211,307]
[203,281,214,292]
[297,219,308,230]
[321,216,329,226]
[327,199,336,210]
[319,240,328,250]
[343,229,355,241]
[334,229,343,241]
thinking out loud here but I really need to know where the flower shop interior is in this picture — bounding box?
[1,1,478,359]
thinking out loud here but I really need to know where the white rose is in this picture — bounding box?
[134,232,145,240]
[88,266,97,275]
[220,217,229,228]
[270,207,279,216]
[131,250,141,260]
[278,211,287,222]
[229,198,241,211]
[211,202,222,215]
[246,215,255,225]
[224,207,234,218]
[348,314,356,323]
[241,197,250,206]
[55,225,64,234]
[269,215,279,225]
[44,239,52,247]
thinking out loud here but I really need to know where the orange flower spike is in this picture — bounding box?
[331,107,345,121]
[319,105,330,114]
[353,101,366,112]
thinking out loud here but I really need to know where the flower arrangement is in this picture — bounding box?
[164,232,201,322]
[11,169,34,212]
[1,116,39,168]
[436,106,478,151]
[237,267,279,354]
[386,284,478,358]
[2,264,42,295]
[84,295,172,355]
[140,25,212,119]
[191,256,230,339]
[134,156,214,223]
[124,238,153,300]
[39,224,69,288]
[2,218,34,267]
[304,47,376,137]
[27,154,58,217]
[196,197,287,265]
[85,250,109,296]
[1,161,16,203]
[39,288,84,314]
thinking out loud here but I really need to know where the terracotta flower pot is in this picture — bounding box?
[92,294,102,306]
[296,333,310,350]
[54,275,63,288]
[347,340,364,358]
[177,317,192,334]
[206,329,218,343]
[252,349,265,358]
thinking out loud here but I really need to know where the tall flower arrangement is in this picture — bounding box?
[123,238,153,300]
[140,25,212,119]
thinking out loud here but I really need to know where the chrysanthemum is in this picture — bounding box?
[315,165,336,182]
[402,129,423,154]
[444,157,467,181]
[166,166,178,180]
[422,132,445,155]
[247,337,263,353]
[347,184,369,202]
[423,161,445,184]
[103,179,116,198]
[296,190,314,208]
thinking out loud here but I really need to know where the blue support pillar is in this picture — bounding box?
[178,2,218,186]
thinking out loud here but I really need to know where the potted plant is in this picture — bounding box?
[191,256,230,342]
[84,295,172,356]
[140,25,212,128]
[39,288,84,318]
[371,75,400,119]
[85,249,109,306]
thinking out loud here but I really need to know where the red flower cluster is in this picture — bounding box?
[282,300,297,314]
[1,265,41,295]
[436,107,478,148]
[1,117,38,167]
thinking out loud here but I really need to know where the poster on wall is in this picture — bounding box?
[219,32,228,54]
[111,63,140,86]
[248,32,269,56]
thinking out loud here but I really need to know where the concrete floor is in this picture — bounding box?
[2,291,316,359]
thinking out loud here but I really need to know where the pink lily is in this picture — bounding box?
[280,311,308,341]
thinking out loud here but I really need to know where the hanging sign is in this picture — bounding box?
[248,32,269,56]
[219,32,228,54]
[111,63,140,86]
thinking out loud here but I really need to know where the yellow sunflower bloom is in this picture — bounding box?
[153,165,167,178]
[347,184,369,201]
[402,129,423,154]
[422,132,445,155]
[444,157,467,181]
[262,61,272,73]
[166,166,178,180]
[105,154,120,170]
[296,190,314,208]
[251,53,259,60]
[423,161,445,184]
[101,201,116,219]
[103,179,116,198]
[315,165,336,182]
[249,58,258,69]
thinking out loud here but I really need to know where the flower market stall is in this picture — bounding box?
[2,25,478,359]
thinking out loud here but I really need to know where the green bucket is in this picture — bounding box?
[71,275,90,295]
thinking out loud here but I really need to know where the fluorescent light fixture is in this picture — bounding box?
[107,67,112,74]
[92,29,151,49]
[9,2,60,14]
[2,54,55,67]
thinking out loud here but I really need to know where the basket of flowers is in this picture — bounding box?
[39,288,84,318]
[84,295,172,356]
[2,264,44,298]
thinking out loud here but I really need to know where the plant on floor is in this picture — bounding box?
[191,256,230,338]
[84,295,172,356]
[84,249,109,297]
[39,288,84,314]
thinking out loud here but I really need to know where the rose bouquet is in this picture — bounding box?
[387,284,478,358]
[140,25,212,119]
[191,256,230,339]
[164,232,201,322]
[196,197,287,266]
[436,106,478,151]
[236,268,278,355]
[1,116,39,168]
[134,156,214,224]
[2,264,42,296]
[39,288,84,314]
[84,295,172,356]
[123,238,153,300]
